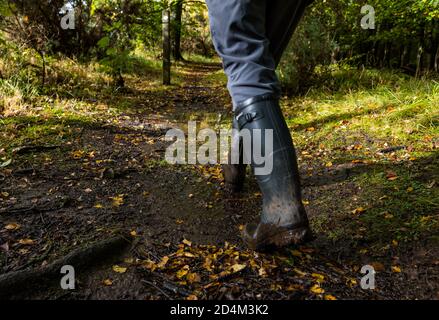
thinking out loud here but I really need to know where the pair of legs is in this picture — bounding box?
[206,0,314,250]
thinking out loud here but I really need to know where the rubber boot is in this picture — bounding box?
[234,94,313,251]
[222,118,247,192]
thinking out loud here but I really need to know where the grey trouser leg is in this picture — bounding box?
[206,0,312,107]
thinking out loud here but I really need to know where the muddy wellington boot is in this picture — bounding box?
[222,118,247,192]
[235,94,313,251]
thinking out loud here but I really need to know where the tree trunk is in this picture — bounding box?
[162,9,171,85]
[172,0,184,61]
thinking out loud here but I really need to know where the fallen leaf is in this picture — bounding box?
[18,239,34,245]
[182,239,192,246]
[293,268,307,277]
[311,273,325,283]
[258,267,267,277]
[103,279,113,286]
[176,265,190,279]
[187,272,201,283]
[130,230,137,236]
[5,223,20,231]
[324,294,337,300]
[352,207,366,214]
[186,294,198,300]
[386,171,398,181]
[391,266,402,273]
[94,203,103,209]
[230,264,246,273]
[371,262,385,272]
[310,284,325,294]
[71,150,85,159]
[0,159,12,168]
[157,256,169,269]
[110,195,124,207]
[384,212,394,219]
[112,265,127,273]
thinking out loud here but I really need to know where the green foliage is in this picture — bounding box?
[278,11,334,93]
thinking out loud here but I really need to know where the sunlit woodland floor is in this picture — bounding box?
[0,57,438,299]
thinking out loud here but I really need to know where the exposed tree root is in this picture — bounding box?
[0,235,132,299]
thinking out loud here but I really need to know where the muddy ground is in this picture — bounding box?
[0,62,438,300]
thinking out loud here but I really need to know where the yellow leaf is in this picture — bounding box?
[203,257,213,272]
[384,212,394,219]
[184,252,195,258]
[392,239,398,247]
[176,265,190,279]
[258,267,267,277]
[352,207,366,214]
[110,195,124,207]
[186,294,198,300]
[306,127,315,132]
[143,259,157,271]
[71,150,85,159]
[18,239,34,245]
[347,278,357,287]
[157,256,169,269]
[310,284,325,294]
[406,187,414,192]
[187,272,201,283]
[325,162,333,167]
[5,223,20,231]
[293,268,307,277]
[311,273,325,283]
[324,294,337,300]
[291,250,302,257]
[230,264,246,273]
[112,265,127,273]
[182,239,192,246]
[103,279,113,286]
[130,230,137,236]
[94,203,103,209]
[391,266,402,273]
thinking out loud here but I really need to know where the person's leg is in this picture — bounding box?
[206,0,279,108]
[266,0,313,66]
[215,0,312,191]
[206,0,313,250]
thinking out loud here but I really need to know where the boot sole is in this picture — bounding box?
[243,226,314,251]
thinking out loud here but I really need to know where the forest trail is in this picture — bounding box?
[0,61,437,300]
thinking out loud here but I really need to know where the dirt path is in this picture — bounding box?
[0,62,437,300]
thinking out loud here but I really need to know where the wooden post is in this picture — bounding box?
[162,8,171,85]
